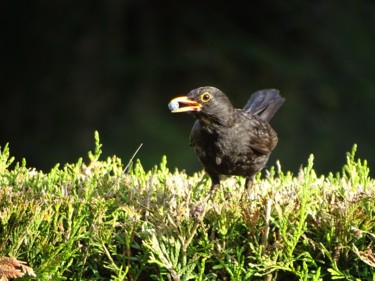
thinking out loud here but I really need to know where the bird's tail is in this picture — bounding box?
[243,89,285,122]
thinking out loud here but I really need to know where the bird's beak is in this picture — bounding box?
[169,96,202,113]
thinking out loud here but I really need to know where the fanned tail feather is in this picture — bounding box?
[243,89,285,122]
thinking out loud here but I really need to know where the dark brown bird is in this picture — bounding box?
[169,86,285,193]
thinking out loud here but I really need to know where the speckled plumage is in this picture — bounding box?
[170,86,285,192]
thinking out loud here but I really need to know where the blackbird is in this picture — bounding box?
[169,86,285,193]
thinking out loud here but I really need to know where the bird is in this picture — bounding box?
[168,86,285,193]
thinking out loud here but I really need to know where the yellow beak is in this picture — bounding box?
[168,96,202,113]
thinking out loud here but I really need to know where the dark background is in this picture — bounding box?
[1,1,374,176]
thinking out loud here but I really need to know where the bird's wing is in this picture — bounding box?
[249,124,278,155]
[238,110,278,155]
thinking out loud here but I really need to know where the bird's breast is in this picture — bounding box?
[190,117,274,177]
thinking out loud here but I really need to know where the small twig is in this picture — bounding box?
[262,199,272,248]
[262,199,272,281]
[123,143,144,173]
[144,172,154,221]
[106,143,143,195]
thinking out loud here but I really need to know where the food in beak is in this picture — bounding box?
[168,96,202,113]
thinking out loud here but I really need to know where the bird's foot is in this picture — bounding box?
[190,184,217,220]
[190,202,205,220]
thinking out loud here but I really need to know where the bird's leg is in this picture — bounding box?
[245,177,253,191]
[200,173,220,203]
[245,176,254,194]
[209,174,220,194]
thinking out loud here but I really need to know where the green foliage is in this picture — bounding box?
[0,135,374,280]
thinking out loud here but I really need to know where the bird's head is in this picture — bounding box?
[168,86,235,126]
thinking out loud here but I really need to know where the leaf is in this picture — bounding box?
[0,257,36,280]
[352,245,375,268]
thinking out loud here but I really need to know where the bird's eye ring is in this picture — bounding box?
[200,92,212,102]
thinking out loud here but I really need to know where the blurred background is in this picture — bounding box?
[1,1,374,176]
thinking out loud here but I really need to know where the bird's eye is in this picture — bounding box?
[200,92,212,103]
